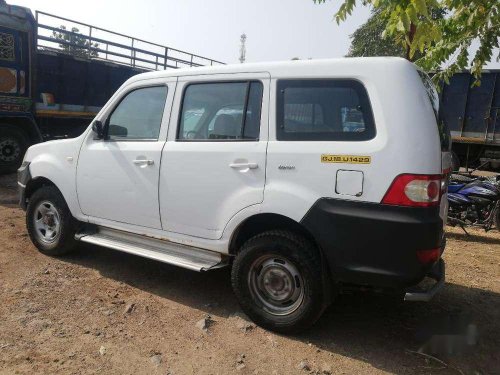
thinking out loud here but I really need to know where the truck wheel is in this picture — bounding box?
[26,185,78,256]
[451,151,460,172]
[231,230,326,333]
[0,125,29,174]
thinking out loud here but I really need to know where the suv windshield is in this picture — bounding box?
[417,70,451,151]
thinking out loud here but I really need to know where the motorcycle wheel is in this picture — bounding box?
[450,173,476,183]
[495,208,500,231]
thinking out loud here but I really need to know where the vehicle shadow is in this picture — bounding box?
[446,230,500,245]
[65,243,499,374]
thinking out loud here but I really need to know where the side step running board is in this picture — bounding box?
[77,227,226,272]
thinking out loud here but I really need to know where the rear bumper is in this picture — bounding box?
[301,198,445,289]
[404,259,445,301]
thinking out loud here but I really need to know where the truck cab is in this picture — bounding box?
[0,2,38,174]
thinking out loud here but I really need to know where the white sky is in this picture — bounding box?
[10,0,371,63]
[9,0,500,68]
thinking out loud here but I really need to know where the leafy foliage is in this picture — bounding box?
[347,7,445,60]
[347,9,406,57]
[314,0,500,83]
[51,26,99,59]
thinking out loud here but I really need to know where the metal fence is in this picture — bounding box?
[35,11,225,71]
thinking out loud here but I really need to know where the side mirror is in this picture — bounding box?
[108,124,128,138]
[92,120,104,139]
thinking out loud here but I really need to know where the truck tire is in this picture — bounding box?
[231,230,326,333]
[0,125,29,174]
[26,185,78,256]
[451,151,460,172]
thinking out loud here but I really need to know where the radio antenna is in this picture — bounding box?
[239,34,246,63]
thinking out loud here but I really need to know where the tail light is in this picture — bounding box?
[416,248,440,264]
[382,174,442,207]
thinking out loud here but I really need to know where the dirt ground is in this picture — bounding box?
[0,173,498,375]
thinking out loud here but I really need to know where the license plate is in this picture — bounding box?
[321,154,371,164]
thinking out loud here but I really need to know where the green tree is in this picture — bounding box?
[314,0,500,83]
[51,26,99,59]
[347,8,445,59]
[347,9,405,57]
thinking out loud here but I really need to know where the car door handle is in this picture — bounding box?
[133,159,154,166]
[229,162,258,169]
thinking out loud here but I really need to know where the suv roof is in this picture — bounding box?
[127,57,416,82]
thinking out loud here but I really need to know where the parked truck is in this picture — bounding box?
[0,1,223,174]
[439,71,500,171]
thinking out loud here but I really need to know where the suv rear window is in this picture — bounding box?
[276,79,375,141]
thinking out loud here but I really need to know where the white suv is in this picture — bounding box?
[18,58,451,333]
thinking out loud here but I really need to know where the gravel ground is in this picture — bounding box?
[0,174,499,375]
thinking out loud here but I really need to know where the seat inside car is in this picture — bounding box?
[211,114,240,139]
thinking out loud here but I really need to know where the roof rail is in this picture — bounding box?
[35,11,225,70]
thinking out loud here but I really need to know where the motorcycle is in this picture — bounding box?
[447,173,500,234]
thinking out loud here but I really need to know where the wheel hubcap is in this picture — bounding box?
[248,255,305,316]
[33,201,61,244]
[0,138,21,163]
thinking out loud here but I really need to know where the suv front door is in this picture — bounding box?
[160,73,269,239]
[76,80,174,229]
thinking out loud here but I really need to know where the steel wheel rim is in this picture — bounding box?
[0,137,21,163]
[248,255,305,316]
[33,201,61,244]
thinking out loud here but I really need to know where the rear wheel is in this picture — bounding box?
[0,125,29,174]
[26,185,78,256]
[231,230,326,333]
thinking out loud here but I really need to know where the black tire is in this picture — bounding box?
[450,173,475,183]
[495,207,500,232]
[451,151,460,172]
[0,125,29,174]
[231,230,326,333]
[26,185,78,256]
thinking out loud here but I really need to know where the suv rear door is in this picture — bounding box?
[159,73,270,239]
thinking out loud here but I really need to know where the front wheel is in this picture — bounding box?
[26,185,78,256]
[231,230,327,333]
[0,125,29,174]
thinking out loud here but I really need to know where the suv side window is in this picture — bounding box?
[177,81,263,141]
[276,79,375,141]
[107,86,168,140]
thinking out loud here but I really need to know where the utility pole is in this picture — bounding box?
[239,34,246,64]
